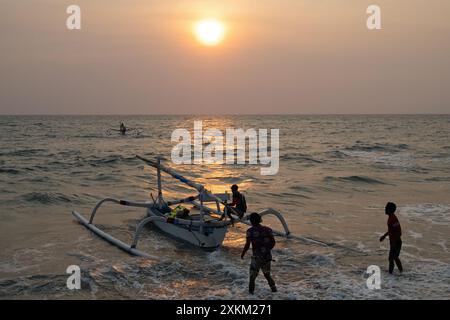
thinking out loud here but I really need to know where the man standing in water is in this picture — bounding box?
[120,122,126,135]
[380,202,404,274]
[241,212,277,294]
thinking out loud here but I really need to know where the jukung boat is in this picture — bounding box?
[72,156,292,257]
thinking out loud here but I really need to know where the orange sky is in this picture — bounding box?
[1,0,450,114]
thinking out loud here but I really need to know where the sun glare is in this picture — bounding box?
[194,19,225,46]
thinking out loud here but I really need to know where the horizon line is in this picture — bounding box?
[1,113,449,116]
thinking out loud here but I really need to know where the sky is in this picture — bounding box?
[1,0,450,114]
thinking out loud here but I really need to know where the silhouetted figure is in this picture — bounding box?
[229,184,246,218]
[241,213,277,294]
[120,122,126,135]
[380,202,404,274]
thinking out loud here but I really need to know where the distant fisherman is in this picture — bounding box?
[241,212,277,294]
[379,202,404,274]
[120,122,127,135]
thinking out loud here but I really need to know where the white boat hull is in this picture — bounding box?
[147,208,227,249]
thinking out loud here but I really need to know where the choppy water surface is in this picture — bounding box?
[0,115,449,299]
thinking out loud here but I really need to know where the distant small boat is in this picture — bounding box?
[106,128,143,136]
[72,156,291,257]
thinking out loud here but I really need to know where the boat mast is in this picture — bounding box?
[199,190,204,225]
[137,155,227,211]
[157,156,163,209]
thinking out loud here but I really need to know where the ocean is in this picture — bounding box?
[0,115,449,299]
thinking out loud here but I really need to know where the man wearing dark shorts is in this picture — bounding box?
[380,202,404,274]
[241,212,277,294]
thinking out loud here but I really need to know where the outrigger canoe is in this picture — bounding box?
[72,156,291,257]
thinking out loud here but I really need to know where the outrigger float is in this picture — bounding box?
[72,156,292,258]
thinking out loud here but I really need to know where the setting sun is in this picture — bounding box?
[194,19,225,46]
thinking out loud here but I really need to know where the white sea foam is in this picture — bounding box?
[340,150,415,168]
[408,230,423,239]
[437,241,448,253]
[399,203,450,225]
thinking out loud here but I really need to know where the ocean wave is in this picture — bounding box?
[6,148,48,157]
[302,253,335,267]
[205,176,241,183]
[0,188,15,194]
[344,143,409,153]
[0,274,69,298]
[86,155,138,167]
[326,150,349,159]
[281,153,322,163]
[0,168,20,175]
[425,176,450,182]
[289,185,313,193]
[19,192,83,205]
[280,192,312,199]
[2,257,449,299]
[2,236,450,299]
[88,174,122,182]
[338,149,416,169]
[324,175,387,185]
[399,203,450,225]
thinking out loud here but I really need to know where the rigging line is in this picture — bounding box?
[285,233,366,255]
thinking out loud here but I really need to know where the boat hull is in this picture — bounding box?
[147,208,227,249]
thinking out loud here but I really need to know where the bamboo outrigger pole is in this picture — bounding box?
[137,156,222,203]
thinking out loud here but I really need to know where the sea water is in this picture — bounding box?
[0,115,449,299]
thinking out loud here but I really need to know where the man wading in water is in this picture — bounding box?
[120,122,127,135]
[241,212,277,294]
[380,202,404,274]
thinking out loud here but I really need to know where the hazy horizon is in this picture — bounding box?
[1,0,450,115]
[1,113,450,116]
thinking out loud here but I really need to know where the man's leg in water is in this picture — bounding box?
[261,260,277,292]
[388,256,395,274]
[389,240,403,273]
[394,257,403,272]
[249,257,260,294]
[394,240,403,272]
[263,273,276,292]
